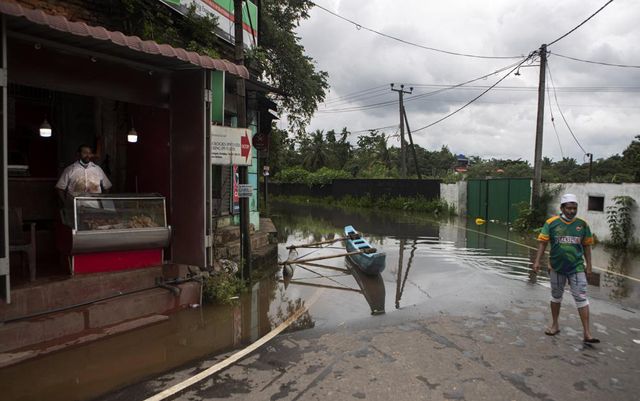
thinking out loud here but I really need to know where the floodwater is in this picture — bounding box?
[273,200,640,320]
[1,199,639,401]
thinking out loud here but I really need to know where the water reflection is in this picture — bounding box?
[0,266,313,401]
[272,200,640,312]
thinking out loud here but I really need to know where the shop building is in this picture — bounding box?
[0,0,277,360]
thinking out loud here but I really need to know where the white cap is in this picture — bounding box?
[561,193,578,205]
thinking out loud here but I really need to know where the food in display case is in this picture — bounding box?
[60,194,171,255]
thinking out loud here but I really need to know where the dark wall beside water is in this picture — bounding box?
[267,179,441,199]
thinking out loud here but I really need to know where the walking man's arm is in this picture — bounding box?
[532,241,548,273]
[584,245,593,274]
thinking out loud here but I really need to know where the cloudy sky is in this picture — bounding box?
[290,0,640,163]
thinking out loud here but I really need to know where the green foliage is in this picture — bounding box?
[202,271,245,305]
[606,196,637,248]
[466,158,532,179]
[273,166,349,184]
[117,0,220,58]
[307,167,351,184]
[273,166,310,183]
[247,0,328,131]
[512,185,563,233]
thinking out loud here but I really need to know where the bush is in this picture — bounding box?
[606,195,637,248]
[202,271,245,305]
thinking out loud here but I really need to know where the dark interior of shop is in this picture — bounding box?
[7,84,170,285]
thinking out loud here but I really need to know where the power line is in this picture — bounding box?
[546,79,565,158]
[550,52,640,69]
[322,85,389,105]
[546,62,588,155]
[411,55,534,134]
[350,124,399,134]
[309,1,523,60]
[547,0,615,46]
[317,59,526,113]
[321,90,395,108]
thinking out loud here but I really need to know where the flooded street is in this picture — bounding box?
[2,200,640,401]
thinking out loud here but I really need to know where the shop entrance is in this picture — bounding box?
[6,83,171,285]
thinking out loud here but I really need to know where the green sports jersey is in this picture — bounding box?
[538,215,594,274]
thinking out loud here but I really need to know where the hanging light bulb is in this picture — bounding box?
[127,127,138,143]
[39,119,52,137]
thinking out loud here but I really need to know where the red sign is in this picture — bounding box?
[252,133,269,151]
[240,131,251,162]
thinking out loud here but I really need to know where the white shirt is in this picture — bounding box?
[56,161,112,196]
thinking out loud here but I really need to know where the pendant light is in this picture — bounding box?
[39,118,52,137]
[127,127,138,143]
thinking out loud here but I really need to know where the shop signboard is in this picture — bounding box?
[211,126,253,166]
[237,184,253,198]
[158,0,258,47]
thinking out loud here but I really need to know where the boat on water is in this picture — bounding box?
[343,225,386,275]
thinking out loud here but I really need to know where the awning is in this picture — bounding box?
[0,1,249,78]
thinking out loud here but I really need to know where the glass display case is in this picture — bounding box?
[65,194,171,254]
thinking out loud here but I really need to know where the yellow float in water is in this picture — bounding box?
[475,217,486,225]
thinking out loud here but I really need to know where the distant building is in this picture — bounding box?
[454,154,469,173]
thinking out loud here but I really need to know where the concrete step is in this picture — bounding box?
[0,281,200,356]
[0,314,169,368]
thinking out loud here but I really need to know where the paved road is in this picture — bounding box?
[101,253,640,401]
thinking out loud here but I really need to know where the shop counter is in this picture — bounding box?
[58,194,171,274]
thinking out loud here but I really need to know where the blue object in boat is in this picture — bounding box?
[343,225,386,275]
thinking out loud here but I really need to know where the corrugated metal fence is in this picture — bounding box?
[467,178,531,224]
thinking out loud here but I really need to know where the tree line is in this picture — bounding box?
[268,128,640,184]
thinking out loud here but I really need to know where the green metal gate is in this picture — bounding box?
[467,178,531,224]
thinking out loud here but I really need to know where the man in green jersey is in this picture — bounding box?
[533,194,599,344]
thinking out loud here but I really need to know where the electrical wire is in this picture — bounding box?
[546,79,565,158]
[550,52,640,69]
[317,59,526,114]
[322,85,390,105]
[309,1,523,60]
[546,62,589,155]
[547,0,615,46]
[350,124,399,134]
[410,55,534,134]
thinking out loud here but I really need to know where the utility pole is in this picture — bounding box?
[391,84,412,178]
[235,0,251,280]
[402,106,422,179]
[532,44,547,205]
[586,153,593,182]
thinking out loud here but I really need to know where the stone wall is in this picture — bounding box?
[440,181,467,216]
[546,183,640,242]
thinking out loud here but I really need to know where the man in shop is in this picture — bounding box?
[56,144,112,203]
[532,193,599,344]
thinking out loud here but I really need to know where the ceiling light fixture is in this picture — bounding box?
[39,119,52,137]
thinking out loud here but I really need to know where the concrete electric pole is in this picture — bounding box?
[532,44,547,205]
[391,84,413,178]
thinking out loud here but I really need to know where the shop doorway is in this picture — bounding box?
[6,84,171,285]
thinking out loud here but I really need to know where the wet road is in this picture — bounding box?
[2,200,640,400]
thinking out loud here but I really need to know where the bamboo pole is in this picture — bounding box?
[286,236,348,250]
[279,250,371,266]
[296,261,350,273]
[279,280,361,293]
